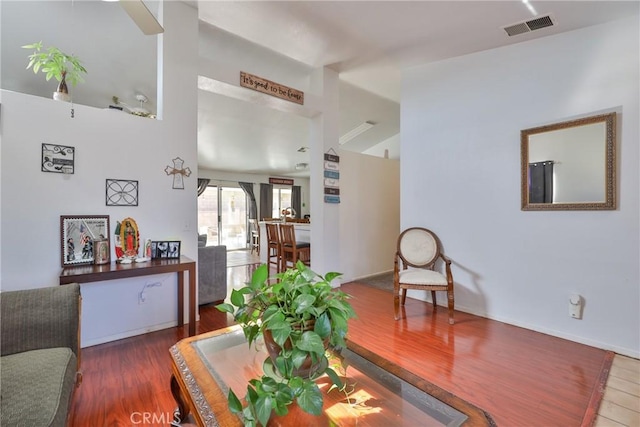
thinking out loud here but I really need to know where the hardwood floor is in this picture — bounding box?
[343,283,609,426]
[595,355,640,427]
[68,256,637,426]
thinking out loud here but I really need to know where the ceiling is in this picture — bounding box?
[194,0,637,177]
[2,1,637,178]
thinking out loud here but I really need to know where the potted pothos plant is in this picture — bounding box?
[22,41,87,102]
[216,261,356,427]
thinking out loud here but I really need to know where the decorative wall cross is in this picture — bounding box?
[165,157,192,189]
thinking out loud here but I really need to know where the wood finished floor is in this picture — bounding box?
[594,355,640,427]
[68,253,639,426]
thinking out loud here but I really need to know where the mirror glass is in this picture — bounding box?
[521,112,616,210]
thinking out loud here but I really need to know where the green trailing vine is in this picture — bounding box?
[217,262,357,427]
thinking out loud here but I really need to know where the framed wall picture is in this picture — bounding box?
[60,215,110,267]
[151,241,181,259]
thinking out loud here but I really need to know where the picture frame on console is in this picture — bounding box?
[60,215,110,267]
[151,240,180,259]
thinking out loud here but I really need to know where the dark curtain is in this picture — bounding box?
[259,183,273,220]
[239,182,257,219]
[529,161,554,203]
[292,186,301,218]
[197,178,210,196]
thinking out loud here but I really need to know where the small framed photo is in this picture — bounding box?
[60,215,110,267]
[151,240,181,259]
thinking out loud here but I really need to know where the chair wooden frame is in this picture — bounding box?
[279,223,310,271]
[393,227,454,324]
[265,222,281,273]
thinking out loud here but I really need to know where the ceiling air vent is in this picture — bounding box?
[503,14,555,37]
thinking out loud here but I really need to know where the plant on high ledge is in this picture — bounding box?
[216,262,357,427]
[22,41,87,102]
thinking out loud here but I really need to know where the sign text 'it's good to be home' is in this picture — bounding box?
[240,72,304,105]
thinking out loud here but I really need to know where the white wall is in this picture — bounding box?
[339,151,400,281]
[0,2,199,347]
[401,17,639,357]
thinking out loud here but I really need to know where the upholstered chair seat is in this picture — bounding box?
[398,268,448,286]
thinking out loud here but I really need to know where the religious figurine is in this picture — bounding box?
[115,217,139,260]
[124,221,135,255]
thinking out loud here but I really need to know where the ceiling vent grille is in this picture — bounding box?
[503,14,555,37]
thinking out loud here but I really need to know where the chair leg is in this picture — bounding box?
[447,291,455,325]
[269,246,280,274]
[431,291,437,308]
[400,289,407,305]
[393,294,401,320]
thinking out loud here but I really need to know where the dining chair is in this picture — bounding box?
[279,223,310,271]
[393,227,455,324]
[265,222,281,273]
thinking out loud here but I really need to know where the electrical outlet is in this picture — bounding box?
[569,294,582,319]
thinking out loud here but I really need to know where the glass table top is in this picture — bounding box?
[177,326,494,427]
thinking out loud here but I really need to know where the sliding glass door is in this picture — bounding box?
[198,186,247,250]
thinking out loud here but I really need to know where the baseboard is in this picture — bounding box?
[349,269,393,282]
[82,321,178,348]
[406,292,640,358]
[452,302,640,359]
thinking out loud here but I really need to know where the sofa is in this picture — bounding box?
[198,245,227,305]
[1,283,81,427]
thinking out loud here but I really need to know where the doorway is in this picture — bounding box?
[198,186,247,250]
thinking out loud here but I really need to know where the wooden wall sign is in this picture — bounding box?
[324,153,339,163]
[324,170,340,179]
[269,177,294,186]
[324,161,339,171]
[324,178,339,188]
[240,72,304,105]
[324,150,340,204]
[325,195,340,204]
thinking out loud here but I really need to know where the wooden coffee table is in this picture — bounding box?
[169,326,496,426]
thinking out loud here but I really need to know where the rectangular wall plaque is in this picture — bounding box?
[324,161,339,171]
[325,195,340,204]
[324,170,340,179]
[240,72,304,105]
[324,187,340,195]
[269,177,294,186]
[324,178,339,188]
[324,153,340,163]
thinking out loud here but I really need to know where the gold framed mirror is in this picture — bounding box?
[521,112,616,211]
